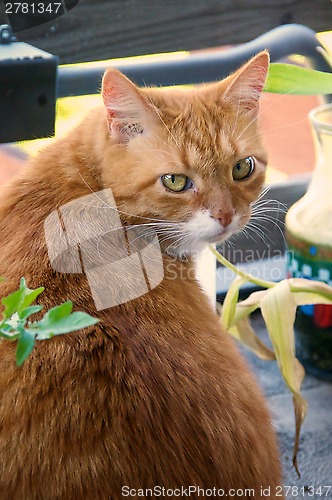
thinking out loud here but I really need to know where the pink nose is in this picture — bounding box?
[211,210,234,228]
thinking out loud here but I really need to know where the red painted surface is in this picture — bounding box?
[260,93,320,176]
[314,304,332,328]
[0,148,26,185]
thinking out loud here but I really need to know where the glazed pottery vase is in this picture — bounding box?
[286,104,332,381]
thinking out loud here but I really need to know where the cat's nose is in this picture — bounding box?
[211,209,235,228]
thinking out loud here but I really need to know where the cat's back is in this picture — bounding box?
[0,269,282,499]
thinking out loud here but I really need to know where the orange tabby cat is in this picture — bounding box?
[0,51,283,499]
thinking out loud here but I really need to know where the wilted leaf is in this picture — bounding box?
[229,317,275,361]
[289,278,332,305]
[212,245,332,475]
[260,280,307,474]
[222,276,247,329]
[230,288,268,327]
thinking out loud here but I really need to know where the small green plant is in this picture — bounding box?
[0,278,99,366]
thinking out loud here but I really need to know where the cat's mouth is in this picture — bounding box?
[205,219,243,244]
[206,229,232,244]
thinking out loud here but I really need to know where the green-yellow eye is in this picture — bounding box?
[232,157,255,181]
[161,174,192,192]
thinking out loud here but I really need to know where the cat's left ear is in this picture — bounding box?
[102,68,157,143]
[223,51,270,111]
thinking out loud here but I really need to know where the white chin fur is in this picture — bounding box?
[165,210,240,259]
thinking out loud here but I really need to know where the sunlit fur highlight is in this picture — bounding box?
[0,51,283,499]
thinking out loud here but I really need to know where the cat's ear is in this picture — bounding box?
[223,51,270,111]
[102,69,156,143]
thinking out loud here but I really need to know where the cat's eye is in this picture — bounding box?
[161,174,193,192]
[232,157,255,181]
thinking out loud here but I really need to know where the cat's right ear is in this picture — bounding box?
[102,69,156,143]
[222,51,270,111]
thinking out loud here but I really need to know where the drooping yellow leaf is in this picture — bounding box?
[229,317,275,361]
[231,289,269,326]
[289,278,332,305]
[221,276,247,329]
[260,280,307,475]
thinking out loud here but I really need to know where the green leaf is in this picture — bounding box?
[19,305,44,320]
[265,63,332,95]
[0,327,19,340]
[32,302,99,340]
[2,278,44,321]
[17,278,44,316]
[39,301,73,325]
[16,329,36,366]
[2,289,24,321]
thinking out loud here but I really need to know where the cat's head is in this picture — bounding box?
[100,51,269,258]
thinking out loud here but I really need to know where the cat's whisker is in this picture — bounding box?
[245,221,273,248]
[263,115,308,133]
[128,225,187,247]
[218,235,236,255]
[249,213,286,249]
[240,226,257,244]
[251,197,288,219]
[91,218,191,259]
[237,112,260,141]
[254,185,271,202]
[250,215,287,246]
[252,215,286,227]
[238,86,300,141]
[251,209,287,220]
[252,199,287,210]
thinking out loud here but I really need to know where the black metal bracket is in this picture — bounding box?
[0,24,58,143]
[0,24,17,44]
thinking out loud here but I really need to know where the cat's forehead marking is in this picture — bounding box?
[183,126,237,173]
[186,143,204,168]
[218,129,237,159]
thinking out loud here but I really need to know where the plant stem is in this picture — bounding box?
[209,245,276,290]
